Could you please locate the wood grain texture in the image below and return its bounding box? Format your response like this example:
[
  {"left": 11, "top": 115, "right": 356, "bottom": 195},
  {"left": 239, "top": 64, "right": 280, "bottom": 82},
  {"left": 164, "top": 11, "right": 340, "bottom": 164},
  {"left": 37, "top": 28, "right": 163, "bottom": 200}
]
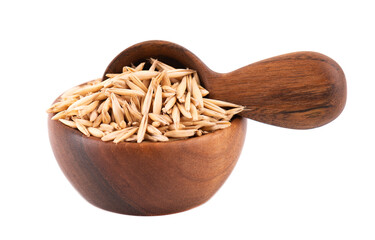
[
  {"left": 105, "top": 40, "right": 346, "bottom": 129},
  {"left": 48, "top": 110, "right": 247, "bottom": 216},
  {"left": 206, "top": 52, "right": 346, "bottom": 129}
]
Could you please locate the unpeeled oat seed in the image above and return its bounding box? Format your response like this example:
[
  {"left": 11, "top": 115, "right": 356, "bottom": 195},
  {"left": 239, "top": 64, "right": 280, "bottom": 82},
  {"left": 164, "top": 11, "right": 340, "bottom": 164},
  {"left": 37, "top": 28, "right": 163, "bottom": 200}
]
[{"left": 47, "top": 59, "right": 244, "bottom": 143}]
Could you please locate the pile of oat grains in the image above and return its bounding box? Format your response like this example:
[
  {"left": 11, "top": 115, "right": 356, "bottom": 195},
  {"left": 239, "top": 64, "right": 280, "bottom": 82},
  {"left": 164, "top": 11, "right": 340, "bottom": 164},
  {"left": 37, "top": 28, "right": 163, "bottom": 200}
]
[{"left": 48, "top": 59, "right": 244, "bottom": 143}]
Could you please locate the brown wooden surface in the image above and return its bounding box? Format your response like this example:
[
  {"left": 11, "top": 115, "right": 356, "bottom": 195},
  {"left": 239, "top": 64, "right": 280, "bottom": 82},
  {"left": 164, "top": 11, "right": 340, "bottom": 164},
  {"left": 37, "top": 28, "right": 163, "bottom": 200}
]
[
  {"left": 48, "top": 112, "right": 247, "bottom": 216},
  {"left": 105, "top": 40, "right": 346, "bottom": 129}
]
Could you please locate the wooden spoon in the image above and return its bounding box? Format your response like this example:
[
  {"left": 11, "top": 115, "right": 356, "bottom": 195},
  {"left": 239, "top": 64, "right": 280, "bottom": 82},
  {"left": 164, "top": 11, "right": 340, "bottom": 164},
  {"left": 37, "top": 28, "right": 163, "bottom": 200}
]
[{"left": 103, "top": 40, "right": 346, "bottom": 129}]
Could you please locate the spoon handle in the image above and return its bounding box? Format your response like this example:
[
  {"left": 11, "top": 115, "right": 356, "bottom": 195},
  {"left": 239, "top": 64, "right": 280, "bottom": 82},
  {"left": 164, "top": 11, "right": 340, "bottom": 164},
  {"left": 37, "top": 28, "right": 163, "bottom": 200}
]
[{"left": 204, "top": 52, "right": 346, "bottom": 129}]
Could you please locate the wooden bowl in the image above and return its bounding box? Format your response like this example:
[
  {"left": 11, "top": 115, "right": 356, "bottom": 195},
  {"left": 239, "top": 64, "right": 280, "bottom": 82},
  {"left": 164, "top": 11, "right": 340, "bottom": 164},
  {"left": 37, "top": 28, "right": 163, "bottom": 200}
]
[{"left": 48, "top": 96, "right": 247, "bottom": 216}]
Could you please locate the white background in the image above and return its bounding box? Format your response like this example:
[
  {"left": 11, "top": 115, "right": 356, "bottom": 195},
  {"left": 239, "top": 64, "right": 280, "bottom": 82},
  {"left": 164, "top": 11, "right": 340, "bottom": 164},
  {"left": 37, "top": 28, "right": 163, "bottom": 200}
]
[{"left": 1, "top": 1, "right": 374, "bottom": 239}]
